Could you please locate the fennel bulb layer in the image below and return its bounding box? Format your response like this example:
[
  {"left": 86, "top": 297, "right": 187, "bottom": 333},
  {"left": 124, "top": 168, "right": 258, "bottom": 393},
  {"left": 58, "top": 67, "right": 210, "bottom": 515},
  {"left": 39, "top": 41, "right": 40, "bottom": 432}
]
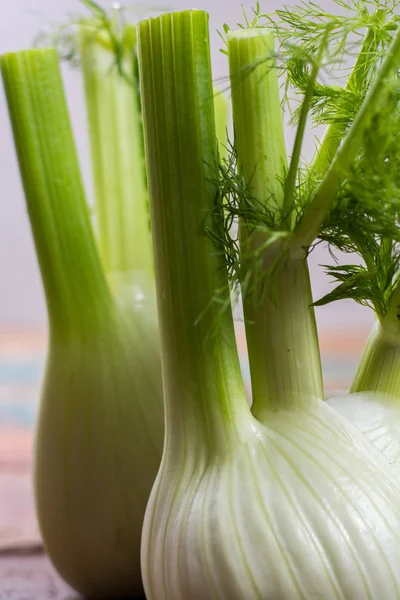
[{"left": 142, "top": 398, "right": 400, "bottom": 600}]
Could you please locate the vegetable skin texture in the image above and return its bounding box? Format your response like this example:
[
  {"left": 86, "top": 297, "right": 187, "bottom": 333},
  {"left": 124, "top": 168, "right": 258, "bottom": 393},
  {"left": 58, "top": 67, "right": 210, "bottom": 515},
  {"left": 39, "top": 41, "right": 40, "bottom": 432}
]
[
  {"left": 138, "top": 10, "right": 400, "bottom": 600},
  {"left": 1, "top": 48, "right": 163, "bottom": 598}
]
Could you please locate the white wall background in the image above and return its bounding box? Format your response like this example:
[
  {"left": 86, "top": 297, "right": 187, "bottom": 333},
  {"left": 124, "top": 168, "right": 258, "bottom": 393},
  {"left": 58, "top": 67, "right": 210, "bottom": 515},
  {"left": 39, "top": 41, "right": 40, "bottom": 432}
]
[{"left": 0, "top": 0, "right": 374, "bottom": 333}]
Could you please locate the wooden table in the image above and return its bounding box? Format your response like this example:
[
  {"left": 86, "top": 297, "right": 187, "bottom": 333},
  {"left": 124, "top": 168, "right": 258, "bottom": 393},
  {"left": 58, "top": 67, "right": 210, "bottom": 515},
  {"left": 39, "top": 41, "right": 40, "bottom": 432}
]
[{"left": 0, "top": 551, "right": 78, "bottom": 599}]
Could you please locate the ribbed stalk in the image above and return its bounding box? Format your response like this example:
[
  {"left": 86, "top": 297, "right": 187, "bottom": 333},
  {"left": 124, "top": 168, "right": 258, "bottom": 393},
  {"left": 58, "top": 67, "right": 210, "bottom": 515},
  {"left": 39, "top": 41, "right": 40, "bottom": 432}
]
[
  {"left": 137, "top": 10, "right": 248, "bottom": 453},
  {"left": 228, "top": 29, "right": 287, "bottom": 211},
  {"left": 214, "top": 88, "right": 229, "bottom": 159},
  {"left": 80, "top": 25, "right": 153, "bottom": 275},
  {"left": 1, "top": 49, "right": 112, "bottom": 339},
  {"left": 351, "top": 320, "right": 400, "bottom": 398},
  {"left": 228, "top": 29, "right": 323, "bottom": 415}
]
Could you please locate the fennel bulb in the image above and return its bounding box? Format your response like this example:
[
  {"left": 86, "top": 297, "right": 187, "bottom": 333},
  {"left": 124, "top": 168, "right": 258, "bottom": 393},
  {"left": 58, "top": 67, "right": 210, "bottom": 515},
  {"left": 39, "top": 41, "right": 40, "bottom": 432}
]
[
  {"left": 138, "top": 9, "right": 400, "bottom": 600},
  {"left": 144, "top": 398, "right": 400, "bottom": 599},
  {"left": 1, "top": 48, "right": 163, "bottom": 598}
]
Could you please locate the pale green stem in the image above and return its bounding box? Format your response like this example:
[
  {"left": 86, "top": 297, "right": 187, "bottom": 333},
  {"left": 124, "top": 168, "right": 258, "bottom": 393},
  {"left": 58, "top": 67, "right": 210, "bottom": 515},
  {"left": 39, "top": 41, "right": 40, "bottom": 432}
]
[
  {"left": 245, "top": 250, "right": 323, "bottom": 418},
  {"left": 137, "top": 10, "right": 248, "bottom": 454},
  {"left": 228, "top": 29, "right": 287, "bottom": 211},
  {"left": 312, "top": 126, "right": 342, "bottom": 177},
  {"left": 227, "top": 28, "right": 323, "bottom": 414},
  {"left": 351, "top": 320, "right": 400, "bottom": 398},
  {"left": 312, "top": 9, "right": 386, "bottom": 176},
  {"left": 80, "top": 25, "right": 153, "bottom": 276},
  {"left": 295, "top": 26, "right": 400, "bottom": 248},
  {"left": 1, "top": 49, "right": 113, "bottom": 340}
]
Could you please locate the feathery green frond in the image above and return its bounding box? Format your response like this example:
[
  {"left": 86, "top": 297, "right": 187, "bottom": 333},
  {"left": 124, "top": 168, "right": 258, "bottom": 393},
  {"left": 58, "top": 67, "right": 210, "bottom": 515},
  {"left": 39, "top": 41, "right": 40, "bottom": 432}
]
[
  {"left": 317, "top": 74, "right": 400, "bottom": 313},
  {"left": 213, "top": 2, "right": 400, "bottom": 310}
]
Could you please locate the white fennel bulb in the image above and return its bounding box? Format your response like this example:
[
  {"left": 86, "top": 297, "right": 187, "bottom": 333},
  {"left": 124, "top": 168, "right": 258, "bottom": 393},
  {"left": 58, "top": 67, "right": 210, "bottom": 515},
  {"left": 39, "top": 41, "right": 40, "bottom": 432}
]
[{"left": 143, "top": 398, "right": 400, "bottom": 600}]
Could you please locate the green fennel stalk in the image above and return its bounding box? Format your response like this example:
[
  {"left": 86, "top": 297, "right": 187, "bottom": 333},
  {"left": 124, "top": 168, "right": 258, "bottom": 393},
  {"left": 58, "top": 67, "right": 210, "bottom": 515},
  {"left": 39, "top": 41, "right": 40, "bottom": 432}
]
[
  {"left": 351, "top": 323, "right": 400, "bottom": 396},
  {"left": 138, "top": 10, "right": 247, "bottom": 449},
  {"left": 80, "top": 23, "right": 153, "bottom": 276},
  {"left": 347, "top": 195, "right": 400, "bottom": 397},
  {"left": 37, "top": 0, "right": 230, "bottom": 281},
  {"left": 227, "top": 28, "right": 323, "bottom": 417},
  {"left": 1, "top": 49, "right": 112, "bottom": 339}
]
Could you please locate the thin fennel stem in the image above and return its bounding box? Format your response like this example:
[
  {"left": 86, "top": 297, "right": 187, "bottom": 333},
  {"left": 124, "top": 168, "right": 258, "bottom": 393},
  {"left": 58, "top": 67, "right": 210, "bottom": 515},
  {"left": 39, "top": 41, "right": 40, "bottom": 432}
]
[
  {"left": 284, "top": 32, "right": 328, "bottom": 213},
  {"left": 312, "top": 9, "right": 386, "bottom": 176},
  {"left": 138, "top": 10, "right": 248, "bottom": 452},
  {"left": 214, "top": 88, "right": 229, "bottom": 160},
  {"left": 1, "top": 49, "right": 112, "bottom": 339},
  {"left": 295, "top": 26, "right": 400, "bottom": 248},
  {"left": 228, "top": 29, "right": 323, "bottom": 412},
  {"left": 227, "top": 29, "right": 287, "bottom": 212},
  {"left": 80, "top": 26, "right": 153, "bottom": 276}
]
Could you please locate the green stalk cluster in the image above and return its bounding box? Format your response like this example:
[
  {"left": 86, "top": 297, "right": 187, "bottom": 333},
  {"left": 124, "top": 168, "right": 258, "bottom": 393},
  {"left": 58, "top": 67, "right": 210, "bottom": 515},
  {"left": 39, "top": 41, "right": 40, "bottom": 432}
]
[{"left": 3, "top": 1, "right": 400, "bottom": 599}]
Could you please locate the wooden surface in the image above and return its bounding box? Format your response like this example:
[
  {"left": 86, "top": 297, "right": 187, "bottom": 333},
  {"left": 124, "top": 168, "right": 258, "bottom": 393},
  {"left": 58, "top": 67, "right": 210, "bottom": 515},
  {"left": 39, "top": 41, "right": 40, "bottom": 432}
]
[
  {"left": 0, "top": 552, "right": 77, "bottom": 599},
  {"left": 0, "top": 550, "right": 146, "bottom": 599}
]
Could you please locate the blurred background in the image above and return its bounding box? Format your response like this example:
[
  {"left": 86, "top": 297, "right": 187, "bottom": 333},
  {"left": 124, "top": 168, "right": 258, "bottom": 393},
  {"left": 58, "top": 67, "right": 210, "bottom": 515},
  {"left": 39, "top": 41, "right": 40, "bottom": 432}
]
[{"left": 0, "top": 0, "right": 374, "bottom": 566}]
